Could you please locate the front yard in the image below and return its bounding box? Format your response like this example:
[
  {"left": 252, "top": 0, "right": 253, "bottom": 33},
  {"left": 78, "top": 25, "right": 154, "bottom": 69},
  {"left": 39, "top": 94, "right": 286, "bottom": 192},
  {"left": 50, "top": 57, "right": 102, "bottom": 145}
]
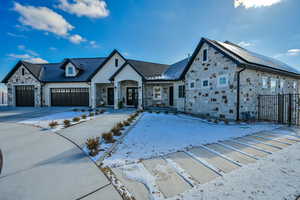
[{"left": 104, "top": 112, "right": 281, "bottom": 167}]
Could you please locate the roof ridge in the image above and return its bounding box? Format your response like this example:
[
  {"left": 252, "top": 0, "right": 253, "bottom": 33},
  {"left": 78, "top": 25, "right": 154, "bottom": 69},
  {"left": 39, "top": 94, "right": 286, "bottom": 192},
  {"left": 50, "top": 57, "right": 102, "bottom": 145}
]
[
  {"left": 69, "top": 57, "right": 107, "bottom": 60},
  {"left": 127, "top": 59, "right": 169, "bottom": 66}
]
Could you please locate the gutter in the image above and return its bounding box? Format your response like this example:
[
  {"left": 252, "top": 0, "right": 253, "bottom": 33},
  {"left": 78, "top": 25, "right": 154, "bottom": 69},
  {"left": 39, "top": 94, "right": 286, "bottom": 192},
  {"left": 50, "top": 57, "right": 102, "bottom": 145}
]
[{"left": 236, "top": 66, "right": 246, "bottom": 121}]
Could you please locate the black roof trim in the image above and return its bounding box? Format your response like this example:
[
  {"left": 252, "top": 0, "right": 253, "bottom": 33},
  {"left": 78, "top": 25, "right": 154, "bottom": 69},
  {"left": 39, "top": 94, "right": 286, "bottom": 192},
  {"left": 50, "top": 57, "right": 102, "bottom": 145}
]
[
  {"left": 87, "top": 49, "right": 127, "bottom": 81},
  {"left": 109, "top": 62, "right": 146, "bottom": 81},
  {"left": 2, "top": 61, "right": 41, "bottom": 83}
]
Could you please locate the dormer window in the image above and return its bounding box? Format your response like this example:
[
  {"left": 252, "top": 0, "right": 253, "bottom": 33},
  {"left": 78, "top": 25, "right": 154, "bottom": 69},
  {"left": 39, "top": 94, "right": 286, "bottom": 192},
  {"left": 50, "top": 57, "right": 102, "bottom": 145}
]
[
  {"left": 66, "top": 64, "right": 76, "bottom": 77},
  {"left": 115, "top": 59, "right": 119, "bottom": 67}
]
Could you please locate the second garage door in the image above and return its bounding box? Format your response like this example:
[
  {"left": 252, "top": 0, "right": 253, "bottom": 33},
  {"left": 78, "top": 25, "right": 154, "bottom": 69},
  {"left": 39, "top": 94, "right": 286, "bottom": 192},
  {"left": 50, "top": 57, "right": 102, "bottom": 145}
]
[{"left": 51, "top": 88, "right": 89, "bottom": 106}]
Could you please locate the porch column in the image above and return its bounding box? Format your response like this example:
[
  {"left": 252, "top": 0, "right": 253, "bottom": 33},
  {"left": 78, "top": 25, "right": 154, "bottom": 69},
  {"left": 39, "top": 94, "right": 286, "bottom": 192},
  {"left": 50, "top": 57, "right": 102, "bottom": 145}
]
[
  {"left": 91, "top": 83, "right": 96, "bottom": 108},
  {"left": 138, "top": 81, "right": 143, "bottom": 109},
  {"left": 114, "top": 81, "right": 120, "bottom": 109}
]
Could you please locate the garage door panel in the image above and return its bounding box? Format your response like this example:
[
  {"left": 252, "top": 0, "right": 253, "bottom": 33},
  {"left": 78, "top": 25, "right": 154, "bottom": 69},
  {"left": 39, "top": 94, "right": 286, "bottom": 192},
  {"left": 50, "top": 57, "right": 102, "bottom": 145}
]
[
  {"left": 15, "top": 85, "right": 34, "bottom": 107},
  {"left": 51, "top": 88, "right": 89, "bottom": 106}
]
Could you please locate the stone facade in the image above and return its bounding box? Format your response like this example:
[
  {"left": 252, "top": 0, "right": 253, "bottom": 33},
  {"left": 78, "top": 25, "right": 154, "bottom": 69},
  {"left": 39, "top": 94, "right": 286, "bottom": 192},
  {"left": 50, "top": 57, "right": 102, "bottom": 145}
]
[
  {"left": 7, "top": 65, "right": 41, "bottom": 107},
  {"left": 95, "top": 83, "right": 114, "bottom": 106},
  {"left": 184, "top": 42, "right": 238, "bottom": 119},
  {"left": 239, "top": 68, "right": 299, "bottom": 119},
  {"left": 144, "top": 83, "right": 174, "bottom": 108}
]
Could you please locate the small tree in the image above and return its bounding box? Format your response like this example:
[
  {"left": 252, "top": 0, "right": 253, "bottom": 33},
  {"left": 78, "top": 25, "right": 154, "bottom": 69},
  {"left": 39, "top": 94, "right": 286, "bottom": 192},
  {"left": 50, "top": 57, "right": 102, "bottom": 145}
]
[
  {"left": 81, "top": 114, "right": 87, "bottom": 119},
  {"left": 63, "top": 120, "right": 71, "bottom": 128},
  {"left": 86, "top": 137, "right": 100, "bottom": 156},
  {"left": 49, "top": 121, "right": 58, "bottom": 128},
  {"left": 102, "top": 132, "right": 115, "bottom": 143},
  {"left": 73, "top": 117, "right": 80, "bottom": 122}
]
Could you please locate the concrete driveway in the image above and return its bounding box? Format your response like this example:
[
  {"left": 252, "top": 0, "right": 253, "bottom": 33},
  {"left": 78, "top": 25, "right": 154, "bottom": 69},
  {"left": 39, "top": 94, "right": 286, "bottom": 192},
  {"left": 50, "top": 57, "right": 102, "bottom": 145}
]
[{"left": 0, "top": 108, "right": 123, "bottom": 200}]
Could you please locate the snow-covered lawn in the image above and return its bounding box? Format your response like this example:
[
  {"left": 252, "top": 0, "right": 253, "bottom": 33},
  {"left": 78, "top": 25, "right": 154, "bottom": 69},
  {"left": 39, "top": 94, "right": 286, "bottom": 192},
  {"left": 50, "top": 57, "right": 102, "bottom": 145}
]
[
  {"left": 19, "top": 111, "right": 97, "bottom": 131},
  {"left": 104, "top": 113, "right": 281, "bottom": 167}
]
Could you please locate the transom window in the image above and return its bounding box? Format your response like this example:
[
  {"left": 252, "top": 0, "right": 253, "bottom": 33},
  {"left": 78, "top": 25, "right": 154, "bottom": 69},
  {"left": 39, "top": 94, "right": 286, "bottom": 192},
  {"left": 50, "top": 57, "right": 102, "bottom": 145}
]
[
  {"left": 218, "top": 75, "right": 228, "bottom": 87},
  {"left": 153, "top": 86, "right": 162, "bottom": 100},
  {"left": 203, "top": 49, "right": 208, "bottom": 62},
  {"left": 202, "top": 80, "right": 209, "bottom": 88}
]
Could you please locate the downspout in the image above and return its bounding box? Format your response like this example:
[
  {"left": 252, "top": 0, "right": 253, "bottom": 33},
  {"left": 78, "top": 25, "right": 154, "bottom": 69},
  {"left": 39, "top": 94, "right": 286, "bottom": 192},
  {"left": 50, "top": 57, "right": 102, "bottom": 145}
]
[{"left": 236, "top": 66, "right": 246, "bottom": 121}]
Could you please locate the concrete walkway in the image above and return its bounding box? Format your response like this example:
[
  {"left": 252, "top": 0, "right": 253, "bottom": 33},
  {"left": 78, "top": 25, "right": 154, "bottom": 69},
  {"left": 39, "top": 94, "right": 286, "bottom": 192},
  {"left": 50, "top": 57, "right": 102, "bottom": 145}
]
[{"left": 0, "top": 110, "right": 124, "bottom": 200}]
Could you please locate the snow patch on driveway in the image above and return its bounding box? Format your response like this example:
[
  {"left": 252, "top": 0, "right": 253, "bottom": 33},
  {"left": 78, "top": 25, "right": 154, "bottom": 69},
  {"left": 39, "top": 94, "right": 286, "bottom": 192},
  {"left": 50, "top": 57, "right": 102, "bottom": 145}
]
[{"left": 104, "top": 113, "right": 281, "bottom": 167}]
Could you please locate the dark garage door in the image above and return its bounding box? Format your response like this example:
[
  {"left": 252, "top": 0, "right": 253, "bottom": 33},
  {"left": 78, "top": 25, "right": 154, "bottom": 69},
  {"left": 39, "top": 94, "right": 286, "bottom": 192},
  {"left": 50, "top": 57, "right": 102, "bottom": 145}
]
[
  {"left": 15, "top": 85, "right": 34, "bottom": 107},
  {"left": 51, "top": 88, "right": 89, "bottom": 106}
]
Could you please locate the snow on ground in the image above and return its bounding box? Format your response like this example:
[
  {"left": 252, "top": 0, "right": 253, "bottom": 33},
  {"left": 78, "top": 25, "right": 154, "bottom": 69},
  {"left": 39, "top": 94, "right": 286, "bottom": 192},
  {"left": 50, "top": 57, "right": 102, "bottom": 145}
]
[
  {"left": 19, "top": 111, "right": 93, "bottom": 131},
  {"left": 104, "top": 113, "right": 281, "bottom": 167},
  {"left": 169, "top": 142, "right": 300, "bottom": 200}
]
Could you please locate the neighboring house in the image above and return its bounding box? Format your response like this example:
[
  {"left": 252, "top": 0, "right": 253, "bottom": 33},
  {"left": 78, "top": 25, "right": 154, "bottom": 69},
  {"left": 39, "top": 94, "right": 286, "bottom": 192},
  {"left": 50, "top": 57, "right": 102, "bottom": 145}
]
[{"left": 2, "top": 38, "right": 300, "bottom": 120}]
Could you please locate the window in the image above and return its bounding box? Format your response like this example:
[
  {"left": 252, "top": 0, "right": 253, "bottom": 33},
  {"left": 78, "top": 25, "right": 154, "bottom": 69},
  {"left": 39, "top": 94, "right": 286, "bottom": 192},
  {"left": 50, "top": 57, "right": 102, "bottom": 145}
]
[
  {"left": 203, "top": 49, "right": 208, "bottom": 62},
  {"left": 189, "top": 81, "right": 196, "bottom": 89},
  {"left": 218, "top": 75, "right": 228, "bottom": 87},
  {"left": 115, "top": 59, "right": 119, "bottom": 67},
  {"left": 66, "top": 64, "right": 76, "bottom": 77},
  {"left": 202, "top": 80, "right": 209, "bottom": 88},
  {"left": 262, "top": 76, "right": 268, "bottom": 89},
  {"left": 67, "top": 66, "right": 74, "bottom": 75},
  {"left": 178, "top": 85, "right": 185, "bottom": 98},
  {"left": 280, "top": 79, "right": 284, "bottom": 89},
  {"left": 21, "top": 68, "right": 25, "bottom": 76},
  {"left": 153, "top": 86, "right": 162, "bottom": 100},
  {"left": 294, "top": 81, "right": 297, "bottom": 90},
  {"left": 270, "top": 78, "right": 276, "bottom": 92}
]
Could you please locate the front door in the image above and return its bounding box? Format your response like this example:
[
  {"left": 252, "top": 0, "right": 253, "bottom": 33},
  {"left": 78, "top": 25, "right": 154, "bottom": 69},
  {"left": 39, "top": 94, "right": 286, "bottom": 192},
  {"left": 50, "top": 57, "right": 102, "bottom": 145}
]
[
  {"left": 107, "top": 88, "right": 114, "bottom": 105},
  {"left": 169, "top": 86, "right": 174, "bottom": 106},
  {"left": 126, "top": 87, "right": 138, "bottom": 106}
]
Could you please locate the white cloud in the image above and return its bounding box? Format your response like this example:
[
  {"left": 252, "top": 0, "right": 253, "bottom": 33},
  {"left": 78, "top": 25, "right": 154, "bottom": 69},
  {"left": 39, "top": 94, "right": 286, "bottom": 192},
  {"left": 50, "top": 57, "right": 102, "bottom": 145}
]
[
  {"left": 13, "top": 2, "right": 74, "bottom": 36},
  {"left": 234, "top": 0, "right": 282, "bottom": 8},
  {"left": 287, "top": 49, "right": 300, "bottom": 56},
  {"left": 69, "top": 34, "right": 86, "bottom": 44},
  {"left": 17, "top": 45, "right": 39, "bottom": 56},
  {"left": 26, "top": 57, "right": 48, "bottom": 63},
  {"left": 8, "top": 53, "right": 48, "bottom": 63},
  {"left": 17, "top": 45, "right": 26, "bottom": 50},
  {"left": 57, "top": 0, "right": 109, "bottom": 18},
  {"left": 7, "top": 32, "right": 27, "bottom": 38},
  {"left": 89, "top": 40, "right": 100, "bottom": 48},
  {"left": 238, "top": 41, "right": 253, "bottom": 47},
  {"left": 8, "top": 53, "right": 31, "bottom": 59},
  {"left": 49, "top": 47, "right": 57, "bottom": 51}
]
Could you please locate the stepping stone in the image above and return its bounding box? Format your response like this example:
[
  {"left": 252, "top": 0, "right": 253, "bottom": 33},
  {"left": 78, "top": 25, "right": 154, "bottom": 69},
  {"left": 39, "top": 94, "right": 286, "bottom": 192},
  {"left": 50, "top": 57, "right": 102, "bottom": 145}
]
[
  {"left": 235, "top": 137, "right": 280, "bottom": 152},
  {"left": 166, "top": 152, "right": 220, "bottom": 184},
  {"left": 221, "top": 141, "right": 269, "bottom": 158},
  {"left": 142, "top": 158, "right": 191, "bottom": 198},
  {"left": 205, "top": 143, "right": 256, "bottom": 165},
  {"left": 112, "top": 168, "right": 149, "bottom": 200},
  {"left": 246, "top": 136, "right": 289, "bottom": 148},
  {"left": 252, "top": 133, "right": 297, "bottom": 144},
  {"left": 188, "top": 147, "right": 239, "bottom": 173}
]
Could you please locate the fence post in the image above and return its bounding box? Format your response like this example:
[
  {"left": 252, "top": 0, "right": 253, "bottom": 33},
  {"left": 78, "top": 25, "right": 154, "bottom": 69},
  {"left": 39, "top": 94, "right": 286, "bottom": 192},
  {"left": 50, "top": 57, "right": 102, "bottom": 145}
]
[
  {"left": 288, "top": 93, "right": 292, "bottom": 126},
  {"left": 277, "top": 94, "right": 281, "bottom": 123}
]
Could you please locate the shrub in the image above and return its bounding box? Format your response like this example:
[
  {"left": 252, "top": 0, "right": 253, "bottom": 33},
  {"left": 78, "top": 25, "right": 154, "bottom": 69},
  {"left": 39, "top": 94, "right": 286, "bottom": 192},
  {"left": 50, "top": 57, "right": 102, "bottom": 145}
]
[
  {"left": 213, "top": 119, "right": 219, "bottom": 124},
  {"left": 89, "top": 112, "right": 95, "bottom": 117},
  {"left": 81, "top": 109, "right": 86, "bottom": 112},
  {"left": 49, "top": 121, "right": 58, "bottom": 128},
  {"left": 111, "top": 126, "right": 122, "bottom": 136},
  {"left": 102, "top": 132, "right": 115, "bottom": 143},
  {"left": 63, "top": 120, "right": 71, "bottom": 127},
  {"left": 73, "top": 117, "right": 80, "bottom": 122},
  {"left": 99, "top": 109, "right": 105, "bottom": 114},
  {"left": 88, "top": 108, "right": 94, "bottom": 112},
  {"left": 86, "top": 137, "right": 100, "bottom": 157},
  {"left": 118, "top": 101, "right": 124, "bottom": 109},
  {"left": 164, "top": 111, "right": 169, "bottom": 114},
  {"left": 155, "top": 111, "right": 160, "bottom": 114},
  {"left": 116, "top": 122, "right": 124, "bottom": 129},
  {"left": 81, "top": 114, "right": 87, "bottom": 119}
]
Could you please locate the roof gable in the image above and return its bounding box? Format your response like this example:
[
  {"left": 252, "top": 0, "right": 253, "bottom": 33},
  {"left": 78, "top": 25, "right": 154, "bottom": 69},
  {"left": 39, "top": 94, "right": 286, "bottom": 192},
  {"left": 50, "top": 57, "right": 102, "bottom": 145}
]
[{"left": 110, "top": 62, "right": 145, "bottom": 81}]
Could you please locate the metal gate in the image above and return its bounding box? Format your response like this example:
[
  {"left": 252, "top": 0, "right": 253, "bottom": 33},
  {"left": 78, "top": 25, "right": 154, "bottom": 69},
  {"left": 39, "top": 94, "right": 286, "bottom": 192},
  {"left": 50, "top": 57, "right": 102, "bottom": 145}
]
[
  {"left": 51, "top": 88, "right": 89, "bottom": 106},
  {"left": 15, "top": 85, "right": 34, "bottom": 106},
  {"left": 258, "top": 94, "right": 300, "bottom": 125}
]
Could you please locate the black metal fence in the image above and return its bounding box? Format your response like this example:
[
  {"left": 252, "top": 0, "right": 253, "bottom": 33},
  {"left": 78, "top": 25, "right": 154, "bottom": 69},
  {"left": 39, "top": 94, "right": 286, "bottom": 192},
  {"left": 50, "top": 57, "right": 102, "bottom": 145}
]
[{"left": 258, "top": 94, "right": 300, "bottom": 126}]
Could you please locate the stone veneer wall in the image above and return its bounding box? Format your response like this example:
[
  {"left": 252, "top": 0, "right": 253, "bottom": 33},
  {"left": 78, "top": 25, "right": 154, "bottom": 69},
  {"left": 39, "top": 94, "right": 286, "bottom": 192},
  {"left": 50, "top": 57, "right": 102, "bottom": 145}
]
[
  {"left": 7, "top": 65, "right": 41, "bottom": 107},
  {"left": 239, "top": 68, "right": 300, "bottom": 119},
  {"left": 95, "top": 83, "right": 113, "bottom": 106},
  {"left": 144, "top": 83, "right": 174, "bottom": 108},
  {"left": 184, "top": 42, "right": 238, "bottom": 119}
]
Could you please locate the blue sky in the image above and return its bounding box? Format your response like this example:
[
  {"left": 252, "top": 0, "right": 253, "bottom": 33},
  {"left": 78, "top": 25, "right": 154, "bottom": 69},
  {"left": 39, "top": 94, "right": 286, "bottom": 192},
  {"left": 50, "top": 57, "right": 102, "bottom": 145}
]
[{"left": 1, "top": 0, "right": 300, "bottom": 83}]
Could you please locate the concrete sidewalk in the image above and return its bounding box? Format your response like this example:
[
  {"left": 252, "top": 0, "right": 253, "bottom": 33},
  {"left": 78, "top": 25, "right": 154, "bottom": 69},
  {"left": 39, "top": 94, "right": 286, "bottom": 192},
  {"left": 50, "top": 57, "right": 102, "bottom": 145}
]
[{"left": 0, "top": 122, "right": 122, "bottom": 200}]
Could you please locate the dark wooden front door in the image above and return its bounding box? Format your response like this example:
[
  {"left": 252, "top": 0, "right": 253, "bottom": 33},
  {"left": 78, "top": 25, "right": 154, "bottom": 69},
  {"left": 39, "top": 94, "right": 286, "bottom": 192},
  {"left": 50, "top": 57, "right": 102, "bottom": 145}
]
[
  {"left": 15, "top": 85, "right": 34, "bottom": 107},
  {"left": 126, "top": 87, "right": 138, "bottom": 106},
  {"left": 169, "top": 86, "right": 174, "bottom": 106},
  {"left": 107, "top": 88, "right": 114, "bottom": 105},
  {"left": 51, "top": 88, "right": 89, "bottom": 106}
]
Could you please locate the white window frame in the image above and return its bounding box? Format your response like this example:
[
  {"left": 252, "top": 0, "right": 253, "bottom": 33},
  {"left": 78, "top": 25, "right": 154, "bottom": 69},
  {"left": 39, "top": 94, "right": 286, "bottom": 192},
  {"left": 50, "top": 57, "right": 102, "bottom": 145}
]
[
  {"left": 153, "top": 86, "right": 162, "bottom": 100},
  {"left": 293, "top": 81, "right": 297, "bottom": 93},
  {"left": 66, "top": 64, "right": 76, "bottom": 77},
  {"left": 202, "top": 48, "right": 208, "bottom": 63},
  {"left": 270, "top": 78, "right": 277, "bottom": 92},
  {"left": 280, "top": 79, "right": 284, "bottom": 89},
  {"left": 202, "top": 79, "right": 209, "bottom": 88},
  {"left": 217, "top": 75, "right": 228, "bottom": 87},
  {"left": 262, "top": 76, "right": 268, "bottom": 89},
  {"left": 189, "top": 80, "right": 196, "bottom": 90}
]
